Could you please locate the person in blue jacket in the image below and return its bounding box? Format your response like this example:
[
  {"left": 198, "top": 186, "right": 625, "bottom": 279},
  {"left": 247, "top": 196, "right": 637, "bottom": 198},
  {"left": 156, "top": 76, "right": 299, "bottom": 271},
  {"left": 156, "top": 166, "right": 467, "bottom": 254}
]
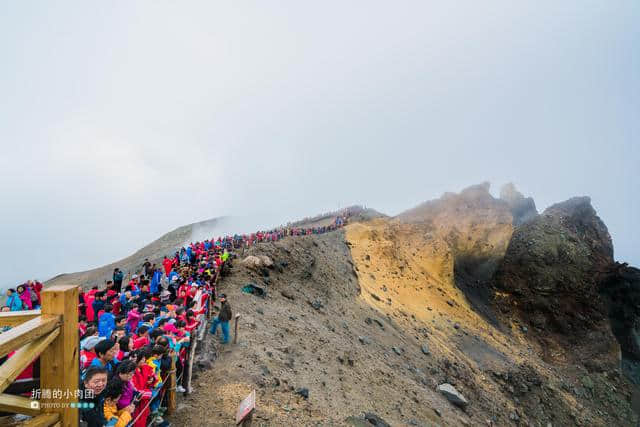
[
  {"left": 150, "top": 268, "right": 162, "bottom": 294},
  {"left": 98, "top": 304, "right": 116, "bottom": 338},
  {"left": 167, "top": 269, "right": 179, "bottom": 285},
  {"left": 5, "top": 288, "right": 24, "bottom": 311}
]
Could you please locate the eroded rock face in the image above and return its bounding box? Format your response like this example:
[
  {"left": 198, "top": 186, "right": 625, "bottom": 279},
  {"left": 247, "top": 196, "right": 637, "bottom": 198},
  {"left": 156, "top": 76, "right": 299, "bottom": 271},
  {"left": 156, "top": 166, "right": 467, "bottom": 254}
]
[
  {"left": 499, "top": 183, "right": 538, "bottom": 226},
  {"left": 494, "top": 196, "right": 619, "bottom": 369},
  {"left": 397, "top": 182, "right": 516, "bottom": 279},
  {"left": 598, "top": 263, "right": 640, "bottom": 382}
]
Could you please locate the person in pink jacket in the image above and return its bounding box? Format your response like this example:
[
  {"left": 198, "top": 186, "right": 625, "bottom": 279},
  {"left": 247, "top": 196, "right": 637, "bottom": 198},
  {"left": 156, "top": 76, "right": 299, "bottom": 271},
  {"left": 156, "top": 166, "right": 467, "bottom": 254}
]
[
  {"left": 16, "top": 285, "right": 32, "bottom": 310},
  {"left": 126, "top": 305, "right": 142, "bottom": 334}
]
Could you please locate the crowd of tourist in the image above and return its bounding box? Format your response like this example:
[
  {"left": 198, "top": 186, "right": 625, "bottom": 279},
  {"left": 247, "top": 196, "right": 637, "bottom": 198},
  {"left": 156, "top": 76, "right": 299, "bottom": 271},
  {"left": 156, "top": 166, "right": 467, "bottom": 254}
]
[{"left": 1, "top": 211, "right": 355, "bottom": 426}]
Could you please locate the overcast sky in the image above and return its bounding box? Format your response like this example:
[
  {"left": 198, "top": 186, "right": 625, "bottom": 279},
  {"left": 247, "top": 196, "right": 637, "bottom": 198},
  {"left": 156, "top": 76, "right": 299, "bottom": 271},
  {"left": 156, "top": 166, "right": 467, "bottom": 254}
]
[{"left": 0, "top": 1, "right": 638, "bottom": 288}]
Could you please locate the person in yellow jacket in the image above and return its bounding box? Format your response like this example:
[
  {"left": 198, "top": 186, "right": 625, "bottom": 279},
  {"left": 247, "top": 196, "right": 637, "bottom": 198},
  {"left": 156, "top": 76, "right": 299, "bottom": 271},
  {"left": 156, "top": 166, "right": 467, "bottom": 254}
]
[
  {"left": 102, "top": 379, "right": 135, "bottom": 427},
  {"left": 146, "top": 345, "right": 165, "bottom": 389}
]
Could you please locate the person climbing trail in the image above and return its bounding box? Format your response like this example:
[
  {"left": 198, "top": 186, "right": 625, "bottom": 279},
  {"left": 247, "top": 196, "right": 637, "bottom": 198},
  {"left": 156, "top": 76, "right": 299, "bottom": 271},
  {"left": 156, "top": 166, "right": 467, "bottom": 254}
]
[{"left": 209, "top": 294, "right": 232, "bottom": 344}]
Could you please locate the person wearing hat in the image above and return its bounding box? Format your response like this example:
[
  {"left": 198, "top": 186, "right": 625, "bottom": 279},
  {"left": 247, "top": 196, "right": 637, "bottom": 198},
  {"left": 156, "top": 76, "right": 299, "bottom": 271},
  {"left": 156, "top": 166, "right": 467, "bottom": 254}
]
[
  {"left": 80, "top": 336, "right": 106, "bottom": 369},
  {"left": 160, "top": 289, "right": 171, "bottom": 304},
  {"left": 209, "top": 294, "right": 232, "bottom": 344}
]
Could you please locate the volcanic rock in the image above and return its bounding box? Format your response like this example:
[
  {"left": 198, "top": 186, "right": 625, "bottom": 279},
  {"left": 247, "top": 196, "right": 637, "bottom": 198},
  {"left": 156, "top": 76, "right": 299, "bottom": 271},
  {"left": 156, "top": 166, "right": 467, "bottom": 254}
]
[{"left": 437, "top": 383, "right": 468, "bottom": 409}]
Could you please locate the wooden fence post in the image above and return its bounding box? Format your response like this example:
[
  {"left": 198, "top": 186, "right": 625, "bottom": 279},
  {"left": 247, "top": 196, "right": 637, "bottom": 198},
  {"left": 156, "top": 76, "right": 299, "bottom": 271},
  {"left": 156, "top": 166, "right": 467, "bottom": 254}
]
[
  {"left": 184, "top": 333, "right": 195, "bottom": 394},
  {"left": 39, "top": 285, "right": 78, "bottom": 427},
  {"left": 166, "top": 357, "right": 176, "bottom": 415},
  {"left": 233, "top": 314, "right": 240, "bottom": 345}
]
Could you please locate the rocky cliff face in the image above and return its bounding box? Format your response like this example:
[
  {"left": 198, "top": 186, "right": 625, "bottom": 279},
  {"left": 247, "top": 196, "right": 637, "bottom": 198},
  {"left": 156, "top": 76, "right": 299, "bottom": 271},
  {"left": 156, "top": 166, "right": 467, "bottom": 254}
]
[
  {"left": 397, "top": 182, "right": 515, "bottom": 281},
  {"left": 494, "top": 197, "right": 620, "bottom": 370},
  {"left": 599, "top": 263, "right": 640, "bottom": 383},
  {"left": 499, "top": 182, "right": 538, "bottom": 226}
]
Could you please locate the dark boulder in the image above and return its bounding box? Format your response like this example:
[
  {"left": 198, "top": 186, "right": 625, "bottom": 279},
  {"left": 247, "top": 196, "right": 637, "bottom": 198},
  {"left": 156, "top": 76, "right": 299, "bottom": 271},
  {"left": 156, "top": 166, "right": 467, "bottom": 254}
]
[{"left": 494, "top": 196, "right": 619, "bottom": 370}]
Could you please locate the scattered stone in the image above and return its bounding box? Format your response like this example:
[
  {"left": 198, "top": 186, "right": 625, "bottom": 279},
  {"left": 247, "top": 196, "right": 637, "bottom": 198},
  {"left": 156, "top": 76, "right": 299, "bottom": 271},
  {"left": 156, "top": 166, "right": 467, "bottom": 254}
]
[
  {"left": 392, "top": 346, "right": 402, "bottom": 355},
  {"left": 365, "top": 317, "right": 385, "bottom": 329},
  {"left": 281, "top": 290, "right": 295, "bottom": 300},
  {"left": 454, "top": 323, "right": 460, "bottom": 330},
  {"left": 370, "top": 292, "right": 381, "bottom": 302},
  {"left": 295, "top": 387, "right": 309, "bottom": 399},
  {"left": 447, "top": 300, "right": 455, "bottom": 307},
  {"left": 241, "top": 255, "right": 274, "bottom": 269},
  {"left": 509, "top": 412, "right": 519, "bottom": 421},
  {"left": 437, "top": 383, "right": 468, "bottom": 409},
  {"left": 256, "top": 308, "right": 264, "bottom": 315},
  {"left": 433, "top": 408, "right": 442, "bottom": 417},
  {"left": 364, "top": 412, "right": 391, "bottom": 427},
  {"left": 521, "top": 325, "right": 528, "bottom": 333},
  {"left": 309, "top": 300, "right": 324, "bottom": 310},
  {"left": 421, "top": 344, "right": 430, "bottom": 355},
  {"left": 359, "top": 336, "right": 372, "bottom": 345}
]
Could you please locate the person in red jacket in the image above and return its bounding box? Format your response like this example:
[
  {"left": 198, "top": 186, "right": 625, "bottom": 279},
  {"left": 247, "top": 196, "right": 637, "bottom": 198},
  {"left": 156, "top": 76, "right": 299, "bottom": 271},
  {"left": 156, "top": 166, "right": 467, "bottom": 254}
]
[
  {"left": 162, "top": 256, "right": 173, "bottom": 276},
  {"left": 131, "top": 348, "right": 155, "bottom": 427},
  {"left": 30, "top": 280, "right": 43, "bottom": 306},
  {"left": 84, "top": 288, "right": 99, "bottom": 322}
]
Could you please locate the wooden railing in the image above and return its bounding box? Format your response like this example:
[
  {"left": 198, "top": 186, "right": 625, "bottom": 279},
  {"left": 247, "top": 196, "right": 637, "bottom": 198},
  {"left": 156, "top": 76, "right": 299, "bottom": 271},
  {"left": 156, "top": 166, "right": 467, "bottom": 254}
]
[{"left": 0, "top": 285, "right": 78, "bottom": 427}]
